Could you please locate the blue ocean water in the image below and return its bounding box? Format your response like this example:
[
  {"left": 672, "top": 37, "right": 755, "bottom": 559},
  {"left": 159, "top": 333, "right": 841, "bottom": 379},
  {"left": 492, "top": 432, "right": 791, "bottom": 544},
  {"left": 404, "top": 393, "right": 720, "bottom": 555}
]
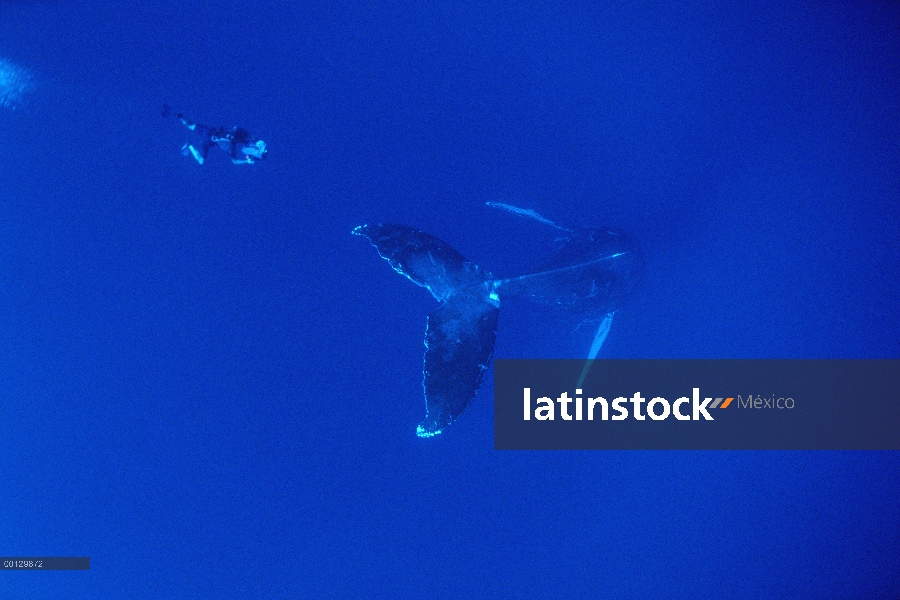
[{"left": 1, "top": 1, "right": 898, "bottom": 598}]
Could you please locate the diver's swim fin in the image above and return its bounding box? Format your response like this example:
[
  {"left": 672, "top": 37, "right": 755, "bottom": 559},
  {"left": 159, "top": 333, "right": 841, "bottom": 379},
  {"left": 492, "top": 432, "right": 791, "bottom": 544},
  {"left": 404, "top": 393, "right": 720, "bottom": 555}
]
[{"left": 353, "top": 224, "right": 499, "bottom": 436}]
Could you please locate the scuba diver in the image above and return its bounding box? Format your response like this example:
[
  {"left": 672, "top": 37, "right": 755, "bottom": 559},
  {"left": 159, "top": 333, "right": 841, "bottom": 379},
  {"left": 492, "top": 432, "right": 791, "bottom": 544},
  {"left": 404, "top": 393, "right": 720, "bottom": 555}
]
[{"left": 163, "top": 105, "right": 267, "bottom": 165}]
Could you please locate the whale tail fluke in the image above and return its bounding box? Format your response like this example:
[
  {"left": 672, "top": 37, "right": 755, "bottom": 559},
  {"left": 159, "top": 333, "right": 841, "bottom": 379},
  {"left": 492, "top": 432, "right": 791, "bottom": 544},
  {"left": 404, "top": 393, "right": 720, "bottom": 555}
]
[
  {"left": 353, "top": 224, "right": 499, "bottom": 436},
  {"left": 354, "top": 215, "right": 639, "bottom": 436}
]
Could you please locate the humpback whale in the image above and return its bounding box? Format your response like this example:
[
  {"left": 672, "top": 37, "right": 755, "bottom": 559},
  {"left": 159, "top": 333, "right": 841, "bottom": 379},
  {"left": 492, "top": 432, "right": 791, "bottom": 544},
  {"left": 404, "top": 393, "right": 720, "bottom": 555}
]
[{"left": 354, "top": 207, "right": 639, "bottom": 437}]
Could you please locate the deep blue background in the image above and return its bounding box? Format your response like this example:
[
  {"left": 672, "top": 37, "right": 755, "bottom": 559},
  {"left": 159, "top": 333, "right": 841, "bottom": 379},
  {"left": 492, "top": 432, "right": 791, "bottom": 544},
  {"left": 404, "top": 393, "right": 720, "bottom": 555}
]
[{"left": 1, "top": 1, "right": 899, "bottom": 598}]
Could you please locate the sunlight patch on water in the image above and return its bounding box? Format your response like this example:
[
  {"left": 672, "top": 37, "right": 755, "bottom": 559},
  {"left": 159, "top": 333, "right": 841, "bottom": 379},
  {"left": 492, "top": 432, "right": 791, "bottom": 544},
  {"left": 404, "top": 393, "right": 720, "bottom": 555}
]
[{"left": 0, "top": 58, "right": 34, "bottom": 110}]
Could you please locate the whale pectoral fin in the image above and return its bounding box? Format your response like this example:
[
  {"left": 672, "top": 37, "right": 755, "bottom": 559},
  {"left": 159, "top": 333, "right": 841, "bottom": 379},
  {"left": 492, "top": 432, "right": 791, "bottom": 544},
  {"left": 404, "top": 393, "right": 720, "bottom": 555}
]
[
  {"left": 353, "top": 223, "right": 489, "bottom": 302},
  {"left": 417, "top": 295, "right": 500, "bottom": 437},
  {"left": 576, "top": 312, "right": 614, "bottom": 388}
]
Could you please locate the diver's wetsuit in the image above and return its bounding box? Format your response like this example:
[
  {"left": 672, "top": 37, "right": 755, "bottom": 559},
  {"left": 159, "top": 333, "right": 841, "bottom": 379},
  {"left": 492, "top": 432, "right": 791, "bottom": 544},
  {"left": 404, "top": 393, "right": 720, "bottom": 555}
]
[{"left": 171, "top": 110, "right": 267, "bottom": 165}]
